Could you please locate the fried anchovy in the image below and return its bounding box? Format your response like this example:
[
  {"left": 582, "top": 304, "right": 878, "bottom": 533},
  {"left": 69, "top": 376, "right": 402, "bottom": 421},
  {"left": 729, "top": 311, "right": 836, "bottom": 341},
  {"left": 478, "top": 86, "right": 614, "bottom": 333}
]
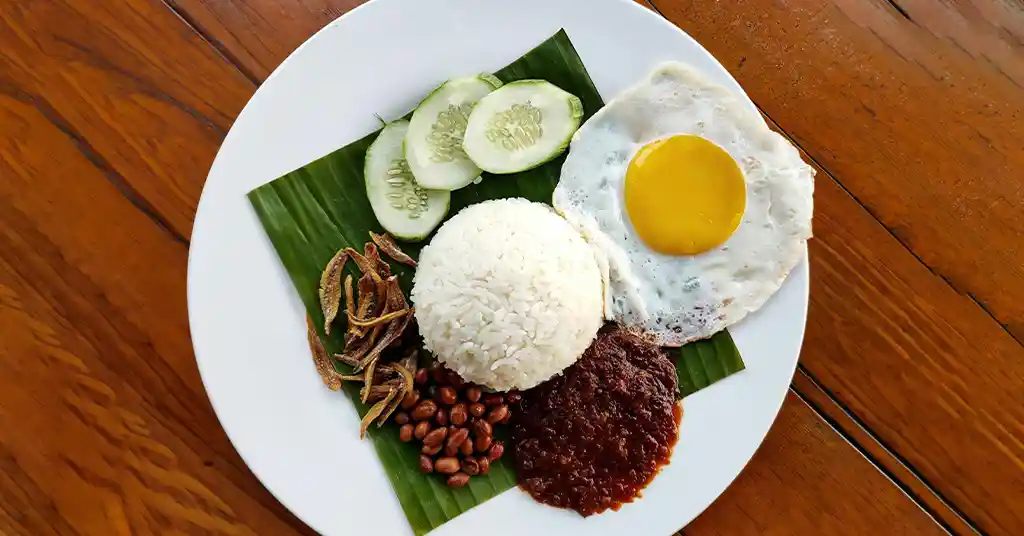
[
  {"left": 340, "top": 334, "right": 375, "bottom": 368},
  {"left": 365, "top": 382, "right": 400, "bottom": 402},
  {"left": 398, "top": 348, "right": 419, "bottom": 375},
  {"left": 318, "top": 249, "right": 349, "bottom": 335},
  {"left": 378, "top": 363, "right": 414, "bottom": 426},
  {"left": 359, "top": 387, "right": 397, "bottom": 439},
  {"left": 346, "top": 308, "right": 410, "bottom": 328},
  {"left": 360, "top": 357, "right": 379, "bottom": 404},
  {"left": 370, "top": 231, "right": 417, "bottom": 267},
  {"left": 372, "top": 278, "right": 389, "bottom": 317},
  {"left": 356, "top": 308, "right": 414, "bottom": 376},
  {"left": 334, "top": 352, "right": 362, "bottom": 368},
  {"left": 348, "top": 273, "right": 377, "bottom": 339},
  {"left": 345, "top": 247, "right": 382, "bottom": 283},
  {"left": 306, "top": 316, "right": 341, "bottom": 391},
  {"left": 343, "top": 274, "right": 355, "bottom": 323},
  {"left": 383, "top": 275, "right": 409, "bottom": 311},
  {"left": 364, "top": 241, "right": 392, "bottom": 279}
]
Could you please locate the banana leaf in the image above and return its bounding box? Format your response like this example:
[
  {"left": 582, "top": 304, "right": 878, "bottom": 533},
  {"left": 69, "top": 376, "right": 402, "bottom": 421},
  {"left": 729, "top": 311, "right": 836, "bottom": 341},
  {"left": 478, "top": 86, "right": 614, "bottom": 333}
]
[
  {"left": 677, "top": 330, "right": 745, "bottom": 397},
  {"left": 249, "top": 29, "right": 744, "bottom": 535}
]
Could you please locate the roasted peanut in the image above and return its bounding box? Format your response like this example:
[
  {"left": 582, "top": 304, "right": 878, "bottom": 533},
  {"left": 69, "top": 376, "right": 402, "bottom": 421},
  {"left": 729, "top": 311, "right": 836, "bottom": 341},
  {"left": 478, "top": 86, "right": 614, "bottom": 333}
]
[
  {"left": 400, "top": 389, "right": 420, "bottom": 411},
  {"left": 447, "top": 427, "right": 469, "bottom": 451},
  {"left": 422, "top": 427, "right": 448, "bottom": 447},
  {"left": 486, "top": 405, "right": 509, "bottom": 424},
  {"left": 430, "top": 364, "right": 447, "bottom": 384},
  {"left": 506, "top": 391, "right": 522, "bottom": 404},
  {"left": 483, "top": 394, "right": 504, "bottom": 407},
  {"left": 418, "top": 455, "right": 434, "bottom": 473},
  {"left": 477, "top": 457, "right": 490, "bottom": 475},
  {"left": 422, "top": 443, "right": 442, "bottom": 456},
  {"left": 474, "top": 434, "right": 492, "bottom": 453},
  {"left": 465, "top": 386, "right": 482, "bottom": 403},
  {"left": 487, "top": 441, "right": 505, "bottom": 462},
  {"left": 444, "top": 443, "right": 459, "bottom": 457},
  {"left": 460, "top": 437, "right": 474, "bottom": 456},
  {"left": 394, "top": 412, "right": 410, "bottom": 425},
  {"left": 472, "top": 419, "right": 492, "bottom": 438},
  {"left": 449, "top": 403, "right": 468, "bottom": 426},
  {"left": 411, "top": 399, "right": 438, "bottom": 421},
  {"left": 399, "top": 424, "right": 414, "bottom": 443},
  {"left": 446, "top": 371, "right": 464, "bottom": 388},
  {"left": 446, "top": 472, "right": 470, "bottom": 488},
  {"left": 414, "top": 368, "right": 429, "bottom": 386},
  {"left": 438, "top": 386, "right": 458, "bottom": 406},
  {"left": 435, "top": 457, "right": 460, "bottom": 474},
  {"left": 414, "top": 421, "right": 431, "bottom": 440},
  {"left": 435, "top": 407, "right": 449, "bottom": 426},
  {"left": 462, "top": 457, "right": 480, "bottom": 476},
  {"left": 469, "top": 403, "right": 486, "bottom": 418}
]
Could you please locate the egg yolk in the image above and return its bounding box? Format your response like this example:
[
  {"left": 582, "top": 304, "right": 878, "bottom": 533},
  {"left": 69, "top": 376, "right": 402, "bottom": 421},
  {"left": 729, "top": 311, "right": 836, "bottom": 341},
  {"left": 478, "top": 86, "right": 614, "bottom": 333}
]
[{"left": 624, "top": 135, "right": 746, "bottom": 255}]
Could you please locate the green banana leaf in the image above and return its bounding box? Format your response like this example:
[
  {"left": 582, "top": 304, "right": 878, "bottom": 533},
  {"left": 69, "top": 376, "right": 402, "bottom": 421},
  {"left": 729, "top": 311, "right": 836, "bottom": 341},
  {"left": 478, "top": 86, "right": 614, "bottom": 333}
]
[
  {"left": 677, "top": 330, "right": 745, "bottom": 397},
  {"left": 248, "top": 29, "right": 744, "bottom": 536}
]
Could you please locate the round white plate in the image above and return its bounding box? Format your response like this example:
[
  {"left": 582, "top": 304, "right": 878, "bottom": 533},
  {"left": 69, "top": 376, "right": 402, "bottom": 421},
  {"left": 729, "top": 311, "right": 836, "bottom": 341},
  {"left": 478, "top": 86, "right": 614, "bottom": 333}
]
[{"left": 187, "top": 0, "right": 809, "bottom": 534}]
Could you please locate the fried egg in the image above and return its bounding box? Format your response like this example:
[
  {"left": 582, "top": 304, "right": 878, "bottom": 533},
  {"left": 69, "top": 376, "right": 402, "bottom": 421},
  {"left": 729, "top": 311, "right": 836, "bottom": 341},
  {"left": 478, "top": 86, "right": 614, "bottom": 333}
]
[{"left": 553, "top": 62, "right": 814, "bottom": 346}]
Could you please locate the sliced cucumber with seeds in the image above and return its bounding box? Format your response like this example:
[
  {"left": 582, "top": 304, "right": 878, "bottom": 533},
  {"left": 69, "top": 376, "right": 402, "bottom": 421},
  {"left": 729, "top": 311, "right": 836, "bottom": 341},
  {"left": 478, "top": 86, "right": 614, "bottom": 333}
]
[
  {"left": 405, "top": 74, "right": 503, "bottom": 190},
  {"left": 462, "top": 80, "right": 583, "bottom": 174},
  {"left": 365, "top": 120, "right": 450, "bottom": 241}
]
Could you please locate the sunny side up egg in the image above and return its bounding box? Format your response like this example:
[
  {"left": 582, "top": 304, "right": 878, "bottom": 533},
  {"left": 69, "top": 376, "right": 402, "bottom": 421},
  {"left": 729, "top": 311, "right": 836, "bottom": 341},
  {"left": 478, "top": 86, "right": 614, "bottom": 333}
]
[{"left": 553, "top": 62, "right": 814, "bottom": 346}]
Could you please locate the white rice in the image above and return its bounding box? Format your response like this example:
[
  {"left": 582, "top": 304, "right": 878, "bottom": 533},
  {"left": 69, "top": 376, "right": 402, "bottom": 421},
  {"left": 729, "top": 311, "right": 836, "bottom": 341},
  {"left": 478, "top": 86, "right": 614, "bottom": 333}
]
[{"left": 412, "top": 198, "right": 604, "bottom": 391}]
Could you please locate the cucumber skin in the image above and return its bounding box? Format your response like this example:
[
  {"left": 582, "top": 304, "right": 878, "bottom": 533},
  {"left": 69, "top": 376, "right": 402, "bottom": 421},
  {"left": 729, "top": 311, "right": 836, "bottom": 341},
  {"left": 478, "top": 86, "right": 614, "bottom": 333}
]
[
  {"left": 413, "top": 74, "right": 503, "bottom": 111},
  {"left": 404, "top": 75, "right": 503, "bottom": 190},
  {"left": 384, "top": 194, "right": 450, "bottom": 243},
  {"left": 365, "top": 120, "right": 450, "bottom": 242},
  {"left": 461, "top": 80, "right": 584, "bottom": 175}
]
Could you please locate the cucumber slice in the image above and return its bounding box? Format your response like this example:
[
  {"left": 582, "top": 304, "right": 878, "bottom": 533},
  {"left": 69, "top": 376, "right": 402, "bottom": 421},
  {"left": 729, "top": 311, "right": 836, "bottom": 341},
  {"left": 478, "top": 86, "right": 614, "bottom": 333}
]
[
  {"left": 405, "top": 74, "right": 503, "bottom": 190},
  {"left": 365, "top": 120, "right": 450, "bottom": 241},
  {"left": 462, "top": 80, "right": 583, "bottom": 174}
]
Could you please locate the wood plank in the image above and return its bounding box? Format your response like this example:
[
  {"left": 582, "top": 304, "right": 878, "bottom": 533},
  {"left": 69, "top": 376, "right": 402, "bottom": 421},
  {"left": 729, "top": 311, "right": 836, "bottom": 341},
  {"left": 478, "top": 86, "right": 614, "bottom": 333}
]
[
  {"left": 791, "top": 369, "right": 977, "bottom": 535},
  {"left": 0, "top": 65, "right": 945, "bottom": 534},
  {"left": 649, "top": 0, "right": 1024, "bottom": 340},
  {"left": 161, "top": 0, "right": 1024, "bottom": 532},
  {"left": 163, "top": 0, "right": 365, "bottom": 82},
  {"left": 163, "top": 0, "right": 656, "bottom": 82},
  {"left": 750, "top": 109, "right": 1024, "bottom": 534},
  {"left": 0, "top": 0, "right": 968, "bottom": 535},
  {"left": 0, "top": 0, "right": 255, "bottom": 241},
  {"left": 0, "top": 90, "right": 313, "bottom": 535},
  {"left": 0, "top": 123, "right": 941, "bottom": 532},
  {"left": 799, "top": 153, "right": 1024, "bottom": 534},
  {"left": 684, "top": 393, "right": 947, "bottom": 536}
]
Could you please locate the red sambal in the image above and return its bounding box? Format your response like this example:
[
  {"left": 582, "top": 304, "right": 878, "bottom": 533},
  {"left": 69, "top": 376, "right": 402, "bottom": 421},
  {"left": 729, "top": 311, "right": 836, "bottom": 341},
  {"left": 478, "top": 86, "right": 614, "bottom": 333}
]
[{"left": 511, "top": 326, "right": 681, "bottom": 516}]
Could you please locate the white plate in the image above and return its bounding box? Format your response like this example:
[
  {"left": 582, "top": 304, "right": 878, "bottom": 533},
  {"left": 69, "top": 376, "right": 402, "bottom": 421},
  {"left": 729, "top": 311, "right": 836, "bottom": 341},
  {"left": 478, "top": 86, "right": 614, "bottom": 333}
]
[{"left": 187, "top": 0, "right": 809, "bottom": 534}]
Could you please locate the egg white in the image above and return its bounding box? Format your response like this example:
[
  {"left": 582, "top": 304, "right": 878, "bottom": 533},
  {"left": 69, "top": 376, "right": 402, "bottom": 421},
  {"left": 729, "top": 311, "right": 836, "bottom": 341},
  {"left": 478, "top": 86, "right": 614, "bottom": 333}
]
[{"left": 553, "top": 62, "right": 814, "bottom": 346}]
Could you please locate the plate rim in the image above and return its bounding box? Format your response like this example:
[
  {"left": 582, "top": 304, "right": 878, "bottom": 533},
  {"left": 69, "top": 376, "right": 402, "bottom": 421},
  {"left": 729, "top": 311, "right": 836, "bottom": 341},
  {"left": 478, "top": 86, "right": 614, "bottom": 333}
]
[{"left": 186, "top": 0, "right": 810, "bottom": 534}]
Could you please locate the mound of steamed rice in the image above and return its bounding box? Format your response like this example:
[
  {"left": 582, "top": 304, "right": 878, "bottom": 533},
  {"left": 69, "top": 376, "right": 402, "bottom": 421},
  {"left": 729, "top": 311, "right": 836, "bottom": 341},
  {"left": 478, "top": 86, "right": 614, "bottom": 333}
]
[{"left": 412, "top": 198, "right": 604, "bottom": 391}]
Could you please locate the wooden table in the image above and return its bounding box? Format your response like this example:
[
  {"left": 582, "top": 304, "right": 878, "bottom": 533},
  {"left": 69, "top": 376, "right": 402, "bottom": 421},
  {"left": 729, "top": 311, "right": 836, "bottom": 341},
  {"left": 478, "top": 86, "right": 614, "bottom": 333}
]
[{"left": 1, "top": 0, "right": 1021, "bottom": 534}]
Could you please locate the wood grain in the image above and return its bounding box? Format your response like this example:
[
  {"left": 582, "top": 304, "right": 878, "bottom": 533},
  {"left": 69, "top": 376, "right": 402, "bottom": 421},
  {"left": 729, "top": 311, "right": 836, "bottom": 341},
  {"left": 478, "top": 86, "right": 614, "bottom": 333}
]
[
  {"left": 0, "top": 93, "right": 947, "bottom": 532},
  {"left": 0, "top": 0, "right": 254, "bottom": 241},
  {"left": 742, "top": 103, "right": 1024, "bottom": 533},
  {"left": 801, "top": 159, "right": 1024, "bottom": 533},
  {"left": 0, "top": 0, "right": 991, "bottom": 535},
  {"left": 158, "top": 0, "right": 1024, "bottom": 532},
  {"left": 0, "top": 90, "right": 313, "bottom": 535},
  {"left": 685, "top": 392, "right": 947, "bottom": 536},
  {"left": 162, "top": 0, "right": 366, "bottom": 82},
  {"left": 650, "top": 0, "right": 1024, "bottom": 340},
  {"left": 791, "top": 369, "right": 977, "bottom": 535}
]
